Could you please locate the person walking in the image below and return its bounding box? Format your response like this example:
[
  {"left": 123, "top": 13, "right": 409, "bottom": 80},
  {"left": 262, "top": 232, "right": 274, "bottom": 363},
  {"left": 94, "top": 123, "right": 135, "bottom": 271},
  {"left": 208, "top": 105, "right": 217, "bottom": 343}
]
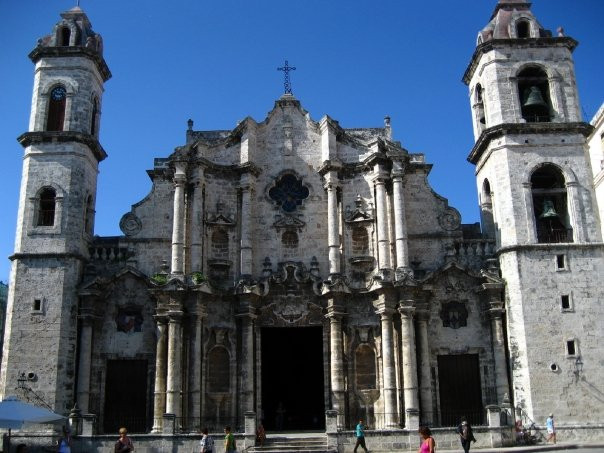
[
  {"left": 418, "top": 426, "right": 436, "bottom": 453},
  {"left": 457, "top": 418, "right": 476, "bottom": 453},
  {"left": 200, "top": 427, "right": 214, "bottom": 453},
  {"left": 546, "top": 413, "right": 556, "bottom": 444},
  {"left": 114, "top": 427, "right": 134, "bottom": 452},
  {"left": 256, "top": 422, "right": 266, "bottom": 447},
  {"left": 353, "top": 419, "right": 369, "bottom": 453},
  {"left": 224, "top": 425, "right": 236, "bottom": 453},
  {"left": 57, "top": 426, "right": 72, "bottom": 453}
]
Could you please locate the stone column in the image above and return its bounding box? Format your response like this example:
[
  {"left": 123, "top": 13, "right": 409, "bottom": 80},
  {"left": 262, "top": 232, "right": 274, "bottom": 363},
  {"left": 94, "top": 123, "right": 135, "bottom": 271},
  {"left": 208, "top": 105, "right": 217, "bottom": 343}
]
[
  {"left": 373, "top": 163, "right": 391, "bottom": 271},
  {"left": 377, "top": 307, "right": 399, "bottom": 428},
  {"left": 566, "top": 181, "right": 586, "bottom": 242},
  {"left": 171, "top": 171, "right": 187, "bottom": 277},
  {"left": 416, "top": 308, "right": 433, "bottom": 425},
  {"left": 188, "top": 307, "right": 205, "bottom": 431},
  {"left": 325, "top": 171, "right": 341, "bottom": 276},
  {"left": 152, "top": 315, "right": 168, "bottom": 433},
  {"left": 391, "top": 162, "right": 410, "bottom": 272},
  {"left": 76, "top": 311, "right": 95, "bottom": 413},
  {"left": 399, "top": 304, "right": 419, "bottom": 426},
  {"left": 326, "top": 302, "right": 345, "bottom": 427},
  {"left": 190, "top": 175, "right": 204, "bottom": 272},
  {"left": 239, "top": 173, "right": 255, "bottom": 278},
  {"left": 488, "top": 304, "right": 510, "bottom": 404},
  {"left": 166, "top": 309, "right": 183, "bottom": 426},
  {"left": 522, "top": 182, "right": 537, "bottom": 244},
  {"left": 238, "top": 311, "right": 256, "bottom": 414}
]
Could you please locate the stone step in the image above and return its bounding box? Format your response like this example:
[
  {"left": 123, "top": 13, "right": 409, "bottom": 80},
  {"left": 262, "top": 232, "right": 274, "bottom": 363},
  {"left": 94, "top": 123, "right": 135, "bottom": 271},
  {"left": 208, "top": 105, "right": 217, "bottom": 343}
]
[{"left": 248, "top": 435, "right": 335, "bottom": 453}]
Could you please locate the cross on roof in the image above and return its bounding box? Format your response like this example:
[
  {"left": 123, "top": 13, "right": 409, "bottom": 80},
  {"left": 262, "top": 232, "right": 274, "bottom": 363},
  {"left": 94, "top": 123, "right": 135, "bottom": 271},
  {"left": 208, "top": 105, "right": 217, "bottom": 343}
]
[{"left": 277, "top": 60, "right": 296, "bottom": 95}]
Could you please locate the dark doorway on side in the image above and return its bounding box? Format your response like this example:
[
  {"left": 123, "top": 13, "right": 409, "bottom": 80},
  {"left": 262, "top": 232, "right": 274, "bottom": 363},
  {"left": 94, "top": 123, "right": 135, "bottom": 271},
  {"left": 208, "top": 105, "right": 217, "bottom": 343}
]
[
  {"left": 104, "top": 359, "right": 148, "bottom": 434},
  {"left": 437, "top": 354, "right": 484, "bottom": 426},
  {"left": 261, "top": 326, "right": 325, "bottom": 431}
]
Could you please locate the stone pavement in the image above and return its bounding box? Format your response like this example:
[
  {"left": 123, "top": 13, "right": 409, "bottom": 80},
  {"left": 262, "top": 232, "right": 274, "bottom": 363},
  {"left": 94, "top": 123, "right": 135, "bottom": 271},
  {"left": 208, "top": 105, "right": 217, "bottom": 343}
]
[{"left": 453, "top": 443, "right": 604, "bottom": 453}]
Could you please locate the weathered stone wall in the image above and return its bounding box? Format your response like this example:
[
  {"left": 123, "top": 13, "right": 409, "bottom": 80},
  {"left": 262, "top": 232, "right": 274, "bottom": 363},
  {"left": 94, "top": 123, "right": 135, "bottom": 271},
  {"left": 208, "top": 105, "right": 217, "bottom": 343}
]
[{"left": 502, "top": 246, "right": 604, "bottom": 424}]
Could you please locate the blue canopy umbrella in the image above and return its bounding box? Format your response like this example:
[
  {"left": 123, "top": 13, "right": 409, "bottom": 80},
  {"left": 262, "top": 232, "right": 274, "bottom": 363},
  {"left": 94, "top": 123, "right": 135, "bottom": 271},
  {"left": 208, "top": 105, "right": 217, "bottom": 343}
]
[{"left": 0, "top": 396, "right": 65, "bottom": 429}]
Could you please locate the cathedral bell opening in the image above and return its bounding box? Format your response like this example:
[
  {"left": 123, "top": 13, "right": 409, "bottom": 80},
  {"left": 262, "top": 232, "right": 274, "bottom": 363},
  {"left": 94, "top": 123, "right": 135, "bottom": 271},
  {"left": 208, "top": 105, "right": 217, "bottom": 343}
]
[{"left": 261, "top": 326, "right": 325, "bottom": 431}]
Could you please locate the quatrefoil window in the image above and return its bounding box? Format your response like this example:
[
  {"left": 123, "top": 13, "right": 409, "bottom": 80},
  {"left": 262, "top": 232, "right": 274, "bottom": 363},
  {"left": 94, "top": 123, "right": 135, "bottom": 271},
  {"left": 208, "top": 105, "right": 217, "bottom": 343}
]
[{"left": 269, "top": 174, "right": 309, "bottom": 212}]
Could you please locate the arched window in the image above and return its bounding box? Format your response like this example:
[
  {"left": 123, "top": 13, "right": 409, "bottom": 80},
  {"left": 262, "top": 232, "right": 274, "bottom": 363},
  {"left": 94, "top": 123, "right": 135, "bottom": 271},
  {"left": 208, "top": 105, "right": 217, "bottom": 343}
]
[
  {"left": 355, "top": 345, "right": 376, "bottom": 390},
  {"left": 37, "top": 188, "right": 56, "bottom": 226},
  {"left": 211, "top": 229, "right": 229, "bottom": 258},
  {"left": 47, "top": 86, "right": 67, "bottom": 131},
  {"left": 480, "top": 179, "right": 495, "bottom": 238},
  {"left": 208, "top": 347, "right": 230, "bottom": 393},
  {"left": 516, "top": 20, "right": 530, "bottom": 38},
  {"left": 60, "top": 26, "right": 71, "bottom": 46},
  {"left": 475, "top": 84, "right": 486, "bottom": 130},
  {"left": 90, "top": 97, "right": 99, "bottom": 136},
  {"left": 531, "top": 165, "right": 572, "bottom": 243},
  {"left": 84, "top": 195, "right": 94, "bottom": 234},
  {"left": 282, "top": 230, "right": 298, "bottom": 248},
  {"left": 351, "top": 227, "right": 369, "bottom": 255},
  {"left": 518, "top": 67, "right": 551, "bottom": 123}
]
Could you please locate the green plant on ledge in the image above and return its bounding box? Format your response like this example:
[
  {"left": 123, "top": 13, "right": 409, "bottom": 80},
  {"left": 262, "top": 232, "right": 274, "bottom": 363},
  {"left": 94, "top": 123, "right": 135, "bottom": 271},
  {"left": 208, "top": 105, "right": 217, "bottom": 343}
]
[
  {"left": 191, "top": 272, "right": 207, "bottom": 285},
  {"left": 151, "top": 273, "right": 168, "bottom": 285}
]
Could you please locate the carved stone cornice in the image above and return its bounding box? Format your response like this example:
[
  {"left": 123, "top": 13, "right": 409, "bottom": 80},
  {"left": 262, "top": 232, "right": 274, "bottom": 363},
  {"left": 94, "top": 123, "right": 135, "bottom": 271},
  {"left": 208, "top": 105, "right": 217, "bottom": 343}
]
[
  {"left": 18, "top": 131, "right": 107, "bottom": 162},
  {"left": 463, "top": 37, "right": 578, "bottom": 85},
  {"left": 468, "top": 121, "right": 593, "bottom": 165}
]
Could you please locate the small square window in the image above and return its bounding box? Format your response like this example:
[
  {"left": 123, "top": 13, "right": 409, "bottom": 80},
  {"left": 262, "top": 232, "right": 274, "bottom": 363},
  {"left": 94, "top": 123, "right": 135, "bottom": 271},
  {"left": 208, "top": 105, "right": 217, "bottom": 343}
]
[
  {"left": 556, "top": 254, "right": 566, "bottom": 269},
  {"left": 566, "top": 340, "right": 576, "bottom": 356},
  {"left": 561, "top": 295, "right": 571, "bottom": 310},
  {"left": 31, "top": 299, "right": 43, "bottom": 314}
]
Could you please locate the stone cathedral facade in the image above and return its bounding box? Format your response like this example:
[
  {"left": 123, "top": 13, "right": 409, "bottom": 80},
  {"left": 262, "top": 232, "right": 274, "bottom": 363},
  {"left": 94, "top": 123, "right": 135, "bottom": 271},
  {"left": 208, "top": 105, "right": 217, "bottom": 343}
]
[{"left": 2, "top": 0, "right": 604, "bottom": 442}]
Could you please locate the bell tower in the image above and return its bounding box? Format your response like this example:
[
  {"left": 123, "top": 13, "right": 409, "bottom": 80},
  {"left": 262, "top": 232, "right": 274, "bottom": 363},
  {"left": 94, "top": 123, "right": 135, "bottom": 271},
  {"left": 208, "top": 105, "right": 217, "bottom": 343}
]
[
  {"left": 464, "top": 0, "right": 604, "bottom": 425},
  {"left": 0, "top": 7, "right": 110, "bottom": 412}
]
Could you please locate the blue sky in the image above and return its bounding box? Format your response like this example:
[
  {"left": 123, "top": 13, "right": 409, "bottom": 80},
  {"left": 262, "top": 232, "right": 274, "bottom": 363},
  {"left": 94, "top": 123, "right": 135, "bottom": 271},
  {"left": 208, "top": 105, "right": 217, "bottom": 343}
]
[{"left": 0, "top": 0, "right": 603, "bottom": 283}]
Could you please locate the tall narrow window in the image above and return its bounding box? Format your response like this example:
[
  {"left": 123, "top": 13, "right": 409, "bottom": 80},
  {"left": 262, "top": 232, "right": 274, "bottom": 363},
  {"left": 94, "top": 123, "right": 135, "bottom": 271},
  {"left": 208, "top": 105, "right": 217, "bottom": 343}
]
[
  {"left": 37, "top": 188, "right": 56, "bottom": 226},
  {"left": 355, "top": 345, "right": 377, "bottom": 390},
  {"left": 84, "top": 195, "right": 94, "bottom": 234},
  {"left": 518, "top": 67, "right": 551, "bottom": 122},
  {"left": 90, "top": 97, "right": 99, "bottom": 136},
  {"left": 47, "top": 86, "right": 67, "bottom": 131},
  {"left": 531, "top": 165, "right": 572, "bottom": 243},
  {"left": 480, "top": 179, "right": 495, "bottom": 238},
  {"left": 211, "top": 229, "right": 229, "bottom": 259},
  {"left": 516, "top": 20, "right": 530, "bottom": 38},
  {"left": 351, "top": 227, "right": 369, "bottom": 255},
  {"left": 475, "top": 84, "right": 486, "bottom": 130},
  {"left": 208, "top": 347, "right": 230, "bottom": 393},
  {"left": 60, "top": 27, "right": 71, "bottom": 46}
]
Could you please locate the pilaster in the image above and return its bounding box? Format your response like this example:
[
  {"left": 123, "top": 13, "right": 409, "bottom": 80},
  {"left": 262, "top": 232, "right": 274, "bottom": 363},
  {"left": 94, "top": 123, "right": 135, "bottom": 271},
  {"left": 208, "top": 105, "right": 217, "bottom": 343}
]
[
  {"left": 391, "top": 161, "right": 410, "bottom": 275},
  {"left": 326, "top": 297, "right": 346, "bottom": 428},
  {"left": 239, "top": 172, "right": 256, "bottom": 279},
  {"left": 415, "top": 306, "right": 433, "bottom": 425},
  {"left": 166, "top": 307, "right": 184, "bottom": 427},
  {"left": 171, "top": 165, "right": 187, "bottom": 277},
  {"left": 373, "top": 162, "right": 392, "bottom": 273},
  {"left": 375, "top": 301, "right": 399, "bottom": 428},
  {"left": 152, "top": 313, "right": 169, "bottom": 433},
  {"left": 324, "top": 171, "right": 341, "bottom": 276},
  {"left": 398, "top": 301, "right": 419, "bottom": 427}
]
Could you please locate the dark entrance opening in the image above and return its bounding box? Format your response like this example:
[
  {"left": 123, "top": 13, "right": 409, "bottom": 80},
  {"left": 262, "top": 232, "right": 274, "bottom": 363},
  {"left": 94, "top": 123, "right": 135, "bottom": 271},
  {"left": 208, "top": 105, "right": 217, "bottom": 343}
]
[
  {"left": 104, "top": 359, "right": 148, "bottom": 434},
  {"left": 261, "top": 326, "right": 325, "bottom": 431},
  {"left": 437, "top": 354, "right": 483, "bottom": 426}
]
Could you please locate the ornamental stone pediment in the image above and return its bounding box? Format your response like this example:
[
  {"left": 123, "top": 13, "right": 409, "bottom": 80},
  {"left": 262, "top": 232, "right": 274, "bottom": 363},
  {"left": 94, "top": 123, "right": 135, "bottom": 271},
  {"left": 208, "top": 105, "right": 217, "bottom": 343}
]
[{"left": 273, "top": 215, "right": 305, "bottom": 230}]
